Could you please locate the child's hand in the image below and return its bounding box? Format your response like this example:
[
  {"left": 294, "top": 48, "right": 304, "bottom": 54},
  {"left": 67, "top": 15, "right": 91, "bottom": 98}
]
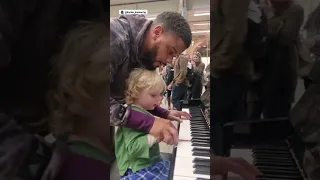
[{"left": 167, "top": 110, "right": 192, "bottom": 122}]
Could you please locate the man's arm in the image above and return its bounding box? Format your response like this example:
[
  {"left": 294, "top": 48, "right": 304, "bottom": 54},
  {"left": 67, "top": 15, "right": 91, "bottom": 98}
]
[{"left": 109, "top": 19, "right": 154, "bottom": 132}]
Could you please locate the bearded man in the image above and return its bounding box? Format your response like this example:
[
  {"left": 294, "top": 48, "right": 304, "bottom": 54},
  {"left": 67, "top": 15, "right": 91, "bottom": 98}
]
[{"left": 110, "top": 12, "right": 192, "bottom": 147}]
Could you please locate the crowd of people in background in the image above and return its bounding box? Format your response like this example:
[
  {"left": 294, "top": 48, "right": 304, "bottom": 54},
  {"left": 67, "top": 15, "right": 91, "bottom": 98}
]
[{"left": 159, "top": 52, "right": 210, "bottom": 110}]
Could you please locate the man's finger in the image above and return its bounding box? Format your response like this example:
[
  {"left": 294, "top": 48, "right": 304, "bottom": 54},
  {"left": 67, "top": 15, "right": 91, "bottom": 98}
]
[
  {"left": 231, "top": 157, "right": 261, "bottom": 176},
  {"left": 163, "top": 130, "right": 173, "bottom": 145},
  {"left": 166, "top": 122, "right": 178, "bottom": 145},
  {"left": 171, "top": 116, "right": 183, "bottom": 122},
  {"left": 181, "top": 111, "right": 192, "bottom": 119},
  {"left": 225, "top": 159, "right": 257, "bottom": 180}
]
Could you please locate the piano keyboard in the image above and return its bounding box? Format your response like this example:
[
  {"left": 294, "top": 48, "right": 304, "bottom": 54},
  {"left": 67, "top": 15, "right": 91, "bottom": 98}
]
[
  {"left": 230, "top": 141, "right": 305, "bottom": 180},
  {"left": 173, "top": 107, "right": 211, "bottom": 180}
]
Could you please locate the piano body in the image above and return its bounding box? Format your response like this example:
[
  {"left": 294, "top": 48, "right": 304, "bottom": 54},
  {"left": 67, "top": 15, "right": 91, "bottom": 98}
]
[
  {"left": 171, "top": 99, "right": 211, "bottom": 180},
  {"left": 217, "top": 61, "right": 320, "bottom": 180}
]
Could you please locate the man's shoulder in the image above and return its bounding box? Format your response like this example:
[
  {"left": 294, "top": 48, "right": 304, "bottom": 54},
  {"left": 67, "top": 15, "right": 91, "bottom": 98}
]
[
  {"left": 110, "top": 18, "right": 130, "bottom": 64},
  {"left": 110, "top": 18, "right": 130, "bottom": 43}
]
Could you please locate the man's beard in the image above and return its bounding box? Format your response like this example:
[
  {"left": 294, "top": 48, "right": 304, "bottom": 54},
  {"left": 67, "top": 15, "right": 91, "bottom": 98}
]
[{"left": 140, "top": 45, "right": 158, "bottom": 70}]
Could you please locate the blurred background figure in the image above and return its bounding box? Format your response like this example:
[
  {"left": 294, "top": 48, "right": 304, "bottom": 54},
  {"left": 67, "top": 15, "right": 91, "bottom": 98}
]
[
  {"left": 262, "top": 0, "right": 304, "bottom": 118},
  {"left": 164, "top": 58, "right": 175, "bottom": 109},
  {"left": 191, "top": 51, "right": 205, "bottom": 99}
]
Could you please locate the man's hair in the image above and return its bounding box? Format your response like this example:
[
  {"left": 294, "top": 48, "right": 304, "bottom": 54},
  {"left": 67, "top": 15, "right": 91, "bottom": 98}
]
[
  {"left": 125, "top": 68, "right": 166, "bottom": 104},
  {"left": 153, "top": 11, "right": 192, "bottom": 48}
]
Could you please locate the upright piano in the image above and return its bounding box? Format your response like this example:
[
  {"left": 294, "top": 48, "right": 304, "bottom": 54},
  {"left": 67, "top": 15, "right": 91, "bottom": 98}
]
[
  {"left": 222, "top": 62, "right": 320, "bottom": 180},
  {"left": 171, "top": 100, "right": 211, "bottom": 180}
]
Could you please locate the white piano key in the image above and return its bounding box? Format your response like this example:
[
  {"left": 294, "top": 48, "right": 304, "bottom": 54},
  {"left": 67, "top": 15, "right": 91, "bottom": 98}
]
[
  {"left": 176, "top": 141, "right": 210, "bottom": 159},
  {"left": 178, "top": 108, "right": 192, "bottom": 141},
  {"left": 173, "top": 107, "right": 210, "bottom": 180},
  {"left": 178, "top": 120, "right": 192, "bottom": 140},
  {"left": 173, "top": 176, "right": 197, "bottom": 180},
  {"left": 174, "top": 157, "right": 210, "bottom": 179},
  {"left": 182, "top": 108, "right": 190, "bottom": 114}
]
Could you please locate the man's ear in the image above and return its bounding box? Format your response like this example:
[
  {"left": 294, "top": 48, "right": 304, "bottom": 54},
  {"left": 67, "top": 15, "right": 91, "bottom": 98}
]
[{"left": 151, "top": 25, "right": 164, "bottom": 41}]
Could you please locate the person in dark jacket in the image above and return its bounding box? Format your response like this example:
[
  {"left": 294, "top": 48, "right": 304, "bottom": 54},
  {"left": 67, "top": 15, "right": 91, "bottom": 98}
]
[
  {"left": 211, "top": 1, "right": 262, "bottom": 179},
  {"left": 110, "top": 12, "right": 192, "bottom": 146},
  {"left": 262, "top": 0, "right": 304, "bottom": 118},
  {"left": 191, "top": 51, "right": 205, "bottom": 99},
  {"left": 164, "top": 58, "right": 175, "bottom": 109},
  {"left": 211, "top": 0, "right": 252, "bottom": 156}
]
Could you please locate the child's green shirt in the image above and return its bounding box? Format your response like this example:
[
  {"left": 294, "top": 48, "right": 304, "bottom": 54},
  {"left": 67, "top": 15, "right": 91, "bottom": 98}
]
[{"left": 115, "top": 105, "right": 161, "bottom": 176}]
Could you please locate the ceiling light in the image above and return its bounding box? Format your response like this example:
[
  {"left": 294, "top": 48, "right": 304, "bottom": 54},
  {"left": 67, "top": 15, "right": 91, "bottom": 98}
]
[
  {"left": 192, "top": 30, "right": 210, "bottom": 34},
  {"left": 194, "top": 13, "right": 210, "bottom": 16},
  {"left": 146, "top": 17, "right": 156, "bottom": 20},
  {"left": 193, "top": 23, "right": 210, "bottom": 26}
]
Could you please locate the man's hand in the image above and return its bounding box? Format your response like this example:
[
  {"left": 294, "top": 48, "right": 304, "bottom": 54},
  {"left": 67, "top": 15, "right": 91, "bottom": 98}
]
[
  {"left": 167, "top": 110, "right": 192, "bottom": 122},
  {"left": 149, "top": 117, "right": 179, "bottom": 145},
  {"left": 211, "top": 156, "right": 261, "bottom": 180}
]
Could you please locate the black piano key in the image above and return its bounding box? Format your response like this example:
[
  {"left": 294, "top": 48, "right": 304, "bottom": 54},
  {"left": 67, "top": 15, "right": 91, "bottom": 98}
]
[
  {"left": 253, "top": 149, "right": 290, "bottom": 153},
  {"left": 191, "top": 132, "right": 210, "bottom": 137},
  {"left": 253, "top": 156, "right": 295, "bottom": 162},
  {"left": 255, "top": 165, "right": 299, "bottom": 171},
  {"left": 193, "top": 158, "right": 210, "bottom": 167},
  {"left": 192, "top": 134, "right": 210, "bottom": 138},
  {"left": 193, "top": 147, "right": 210, "bottom": 152},
  {"left": 191, "top": 128, "right": 209, "bottom": 131},
  {"left": 192, "top": 142, "right": 210, "bottom": 147},
  {"left": 253, "top": 161, "right": 296, "bottom": 167},
  {"left": 193, "top": 152, "right": 210, "bottom": 157},
  {"left": 191, "top": 131, "right": 210, "bottom": 134},
  {"left": 191, "top": 117, "right": 205, "bottom": 120},
  {"left": 190, "top": 123, "right": 207, "bottom": 126},
  {"left": 191, "top": 139, "right": 210, "bottom": 144},
  {"left": 190, "top": 114, "right": 203, "bottom": 117},
  {"left": 191, "top": 136, "right": 210, "bottom": 140},
  {"left": 191, "top": 125, "right": 209, "bottom": 128},
  {"left": 193, "top": 168, "right": 210, "bottom": 176},
  {"left": 253, "top": 153, "right": 292, "bottom": 159}
]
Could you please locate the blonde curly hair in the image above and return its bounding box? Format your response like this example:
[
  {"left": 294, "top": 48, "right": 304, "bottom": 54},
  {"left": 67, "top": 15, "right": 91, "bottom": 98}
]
[
  {"left": 125, "top": 68, "right": 166, "bottom": 105},
  {"left": 47, "top": 21, "right": 109, "bottom": 135}
]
